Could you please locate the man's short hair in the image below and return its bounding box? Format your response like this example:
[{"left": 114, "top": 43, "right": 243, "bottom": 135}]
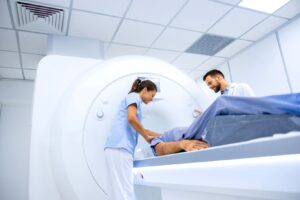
[{"left": 203, "top": 69, "right": 225, "bottom": 81}]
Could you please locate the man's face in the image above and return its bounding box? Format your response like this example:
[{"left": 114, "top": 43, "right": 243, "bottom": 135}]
[{"left": 205, "top": 75, "right": 221, "bottom": 93}]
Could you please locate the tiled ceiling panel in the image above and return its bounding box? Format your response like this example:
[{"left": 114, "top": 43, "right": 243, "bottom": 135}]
[
  {"left": 69, "top": 11, "right": 121, "bottom": 41},
  {"left": 113, "top": 20, "right": 164, "bottom": 47},
  {"left": 145, "top": 49, "right": 181, "bottom": 63},
  {"left": 200, "top": 57, "right": 226, "bottom": 69},
  {"left": 23, "top": 69, "right": 36, "bottom": 80},
  {"left": 274, "top": 0, "right": 300, "bottom": 19},
  {"left": 0, "top": 51, "right": 20, "bottom": 68},
  {"left": 126, "top": 0, "right": 186, "bottom": 25},
  {"left": 18, "top": 31, "right": 48, "bottom": 54},
  {"left": 152, "top": 27, "right": 202, "bottom": 51},
  {"left": 73, "top": 0, "right": 131, "bottom": 17},
  {"left": 208, "top": 7, "right": 267, "bottom": 38},
  {"left": 0, "top": 68, "right": 23, "bottom": 79},
  {"left": 0, "top": 29, "right": 18, "bottom": 51},
  {"left": 172, "top": 53, "right": 209, "bottom": 70},
  {"left": 0, "top": 0, "right": 12, "bottom": 28},
  {"left": 189, "top": 69, "right": 206, "bottom": 80},
  {"left": 214, "top": 0, "right": 241, "bottom": 5},
  {"left": 171, "top": 0, "right": 232, "bottom": 32},
  {"left": 0, "top": 0, "right": 294, "bottom": 80},
  {"left": 241, "top": 16, "right": 287, "bottom": 41},
  {"left": 215, "top": 39, "right": 252, "bottom": 58}
]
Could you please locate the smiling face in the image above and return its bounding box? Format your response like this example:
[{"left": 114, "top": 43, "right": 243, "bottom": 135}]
[
  {"left": 204, "top": 75, "right": 222, "bottom": 93},
  {"left": 140, "top": 88, "right": 156, "bottom": 104}
]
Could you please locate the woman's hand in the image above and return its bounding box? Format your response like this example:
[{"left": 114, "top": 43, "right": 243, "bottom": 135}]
[
  {"left": 144, "top": 135, "right": 157, "bottom": 143},
  {"left": 145, "top": 129, "right": 160, "bottom": 137}
]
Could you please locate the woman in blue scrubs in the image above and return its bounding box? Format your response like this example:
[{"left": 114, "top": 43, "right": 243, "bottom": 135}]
[{"left": 104, "top": 78, "right": 159, "bottom": 200}]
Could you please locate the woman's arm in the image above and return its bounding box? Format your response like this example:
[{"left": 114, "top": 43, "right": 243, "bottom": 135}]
[
  {"left": 127, "top": 104, "right": 156, "bottom": 143},
  {"left": 145, "top": 129, "right": 160, "bottom": 137}
]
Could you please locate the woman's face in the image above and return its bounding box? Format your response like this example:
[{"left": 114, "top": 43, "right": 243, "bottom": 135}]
[{"left": 140, "top": 88, "right": 156, "bottom": 104}]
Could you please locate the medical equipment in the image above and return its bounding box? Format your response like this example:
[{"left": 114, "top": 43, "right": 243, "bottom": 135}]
[{"left": 29, "top": 55, "right": 212, "bottom": 200}]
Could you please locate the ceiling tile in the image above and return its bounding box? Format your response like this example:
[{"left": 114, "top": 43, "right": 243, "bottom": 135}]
[
  {"left": 19, "top": 31, "right": 48, "bottom": 54},
  {"left": 172, "top": 53, "right": 210, "bottom": 70},
  {"left": 214, "top": 0, "right": 241, "bottom": 5},
  {"left": 241, "top": 16, "right": 287, "bottom": 41},
  {"left": 215, "top": 39, "right": 252, "bottom": 57},
  {"left": 73, "top": 0, "right": 131, "bottom": 17},
  {"left": 200, "top": 57, "right": 226, "bottom": 69},
  {"left": 0, "top": 29, "right": 18, "bottom": 51},
  {"left": 0, "top": 51, "right": 20, "bottom": 68},
  {"left": 145, "top": 49, "right": 181, "bottom": 63},
  {"left": 208, "top": 7, "right": 267, "bottom": 38},
  {"left": 105, "top": 44, "right": 147, "bottom": 59},
  {"left": 178, "top": 68, "right": 192, "bottom": 75},
  {"left": 24, "top": 69, "right": 36, "bottom": 80},
  {"left": 0, "top": 0, "right": 12, "bottom": 28},
  {"left": 0, "top": 68, "right": 23, "bottom": 79},
  {"left": 152, "top": 28, "right": 202, "bottom": 51},
  {"left": 274, "top": 0, "right": 300, "bottom": 19},
  {"left": 26, "top": 0, "right": 71, "bottom": 7},
  {"left": 113, "top": 20, "right": 164, "bottom": 47},
  {"left": 171, "top": 0, "right": 232, "bottom": 32},
  {"left": 188, "top": 69, "right": 206, "bottom": 80},
  {"left": 126, "top": 0, "right": 186, "bottom": 25},
  {"left": 21, "top": 53, "right": 45, "bottom": 69},
  {"left": 69, "top": 11, "right": 120, "bottom": 42}
]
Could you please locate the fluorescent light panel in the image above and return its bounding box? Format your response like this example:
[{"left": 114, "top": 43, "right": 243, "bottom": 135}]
[{"left": 239, "top": 0, "right": 290, "bottom": 14}]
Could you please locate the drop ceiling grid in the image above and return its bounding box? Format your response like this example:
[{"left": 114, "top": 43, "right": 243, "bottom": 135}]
[{"left": 0, "top": 0, "right": 297, "bottom": 80}]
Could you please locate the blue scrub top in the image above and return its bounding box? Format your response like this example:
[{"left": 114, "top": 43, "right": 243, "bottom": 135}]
[{"left": 104, "top": 92, "right": 142, "bottom": 155}]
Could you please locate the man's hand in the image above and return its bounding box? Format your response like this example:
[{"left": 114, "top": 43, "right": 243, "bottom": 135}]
[{"left": 180, "top": 140, "right": 209, "bottom": 152}]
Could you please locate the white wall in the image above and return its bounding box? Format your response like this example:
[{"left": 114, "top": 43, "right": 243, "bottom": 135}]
[
  {"left": 0, "top": 80, "right": 34, "bottom": 200},
  {"left": 277, "top": 16, "right": 300, "bottom": 93},
  {"left": 227, "top": 16, "right": 300, "bottom": 96},
  {"left": 229, "top": 34, "right": 290, "bottom": 96},
  {"left": 218, "top": 62, "right": 232, "bottom": 83}
]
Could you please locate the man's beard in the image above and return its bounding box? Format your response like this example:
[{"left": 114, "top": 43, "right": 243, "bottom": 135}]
[{"left": 214, "top": 83, "right": 221, "bottom": 93}]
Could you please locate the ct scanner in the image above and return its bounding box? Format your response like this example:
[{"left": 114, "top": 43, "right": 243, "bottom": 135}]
[{"left": 29, "top": 55, "right": 213, "bottom": 200}]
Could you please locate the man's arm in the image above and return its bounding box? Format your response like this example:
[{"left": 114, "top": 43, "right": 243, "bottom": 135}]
[{"left": 154, "top": 140, "right": 208, "bottom": 156}]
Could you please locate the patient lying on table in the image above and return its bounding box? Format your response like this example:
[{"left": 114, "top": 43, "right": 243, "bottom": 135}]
[{"left": 151, "top": 93, "right": 300, "bottom": 156}]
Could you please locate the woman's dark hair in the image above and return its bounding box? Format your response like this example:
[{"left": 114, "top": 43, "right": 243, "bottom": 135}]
[{"left": 129, "top": 79, "right": 157, "bottom": 93}]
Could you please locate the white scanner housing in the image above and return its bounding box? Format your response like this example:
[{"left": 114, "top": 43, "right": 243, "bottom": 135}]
[{"left": 29, "top": 55, "right": 212, "bottom": 200}]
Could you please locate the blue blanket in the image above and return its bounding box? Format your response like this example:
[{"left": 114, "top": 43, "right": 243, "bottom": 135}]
[{"left": 151, "top": 93, "right": 300, "bottom": 150}]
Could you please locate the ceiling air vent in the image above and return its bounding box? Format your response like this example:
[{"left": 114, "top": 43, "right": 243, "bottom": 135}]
[
  {"left": 15, "top": 1, "right": 65, "bottom": 33},
  {"left": 186, "top": 34, "right": 234, "bottom": 56}
]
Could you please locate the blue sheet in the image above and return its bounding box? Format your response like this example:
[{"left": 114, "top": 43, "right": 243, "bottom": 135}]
[{"left": 151, "top": 93, "right": 300, "bottom": 152}]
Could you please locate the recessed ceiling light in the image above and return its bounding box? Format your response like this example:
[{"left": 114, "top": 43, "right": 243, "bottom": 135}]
[{"left": 239, "top": 0, "right": 290, "bottom": 14}]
